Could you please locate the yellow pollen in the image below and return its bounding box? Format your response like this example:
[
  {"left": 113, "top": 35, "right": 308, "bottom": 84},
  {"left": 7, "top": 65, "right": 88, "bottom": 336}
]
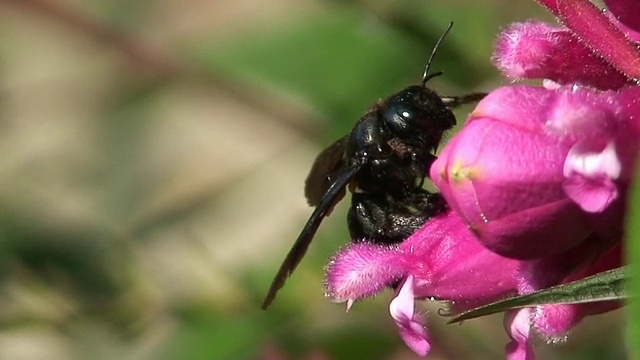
[{"left": 449, "top": 161, "right": 478, "bottom": 184}]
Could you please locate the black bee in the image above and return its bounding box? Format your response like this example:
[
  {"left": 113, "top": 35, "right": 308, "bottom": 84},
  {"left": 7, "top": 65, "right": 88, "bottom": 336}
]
[{"left": 262, "top": 22, "right": 486, "bottom": 309}]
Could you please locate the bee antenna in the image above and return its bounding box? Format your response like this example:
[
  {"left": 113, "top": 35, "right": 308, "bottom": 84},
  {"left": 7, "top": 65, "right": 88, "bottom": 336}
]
[{"left": 421, "top": 21, "right": 454, "bottom": 87}]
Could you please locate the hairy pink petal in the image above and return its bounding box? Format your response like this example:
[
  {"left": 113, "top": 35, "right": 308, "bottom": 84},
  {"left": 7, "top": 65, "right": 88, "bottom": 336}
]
[
  {"left": 493, "top": 22, "right": 628, "bottom": 89},
  {"left": 324, "top": 210, "right": 519, "bottom": 356},
  {"left": 389, "top": 275, "right": 431, "bottom": 357},
  {"left": 531, "top": 305, "right": 574, "bottom": 342},
  {"left": 508, "top": 242, "right": 622, "bottom": 355},
  {"left": 325, "top": 210, "right": 519, "bottom": 312},
  {"left": 505, "top": 309, "right": 535, "bottom": 360},
  {"left": 545, "top": 88, "right": 620, "bottom": 141},
  {"left": 324, "top": 243, "right": 404, "bottom": 304},
  {"left": 533, "top": 301, "right": 622, "bottom": 342},
  {"left": 536, "top": 0, "right": 640, "bottom": 80}
]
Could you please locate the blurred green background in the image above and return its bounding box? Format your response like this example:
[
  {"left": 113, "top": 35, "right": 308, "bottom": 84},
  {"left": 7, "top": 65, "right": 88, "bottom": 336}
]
[{"left": 0, "top": 0, "right": 627, "bottom": 359}]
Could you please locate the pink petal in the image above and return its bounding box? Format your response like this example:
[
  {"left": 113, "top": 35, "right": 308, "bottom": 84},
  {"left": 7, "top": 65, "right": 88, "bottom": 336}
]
[
  {"left": 469, "top": 86, "right": 554, "bottom": 134},
  {"left": 610, "top": 87, "right": 640, "bottom": 180},
  {"left": 533, "top": 301, "right": 621, "bottom": 342},
  {"left": 493, "top": 21, "right": 628, "bottom": 89},
  {"left": 389, "top": 275, "right": 431, "bottom": 357},
  {"left": 504, "top": 308, "right": 535, "bottom": 360},
  {"left": 516, "top": 233, "right": 609, "bottom": 294},
  {"left": 545, "top": 88, "right": 620, "bottom": 141},
  {"left": 527, "top": 244, "right": 622, "bottom": 341},
  {"left": 398, "top": 211, "right": 520, "bottom": 309},
  {"left": 563, "top": 175, "right": 618, "bottom": 212},
  {"left": 531, "top": 304, "right": 575, "bottom": 342},
  {"left": 536, "top": 0, "right": 640, "bottom": 80},
  {"left": 431, "top": 109, "right": 592, "bottom": 258},
  {"left": 324, "top": 242, "right": 405, "bottom": 305},
  {"left": 431, "top": 85, "right": 638, "bottom": 259},
  {"left": 563, "top": 141, "right": 621, "bottom": 212}
]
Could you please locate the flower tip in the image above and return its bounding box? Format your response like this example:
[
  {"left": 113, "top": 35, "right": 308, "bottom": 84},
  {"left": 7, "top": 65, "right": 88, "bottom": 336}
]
[
  {"left": 563, "top": 141, "right": 621, "bottom": 212},
  {"left": 346, "top": 298, "right": 355, "bottom": 312},
  {"left": 324, "top": 242, "right": 405, "bottom": 303},
  {"left": 504, "top": 308, "right": 535, "bottom": 360},
  {"left": 389, "top": 276, "right": 431, "bottom": 357},
  {"left": 493, "top": 22, "right": 558, "bottom": 79}
]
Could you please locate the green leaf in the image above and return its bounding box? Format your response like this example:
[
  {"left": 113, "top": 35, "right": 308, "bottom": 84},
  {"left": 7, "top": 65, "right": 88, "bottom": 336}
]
[{"left": 449, "top": 267, "right": 628, "bottom": 324}]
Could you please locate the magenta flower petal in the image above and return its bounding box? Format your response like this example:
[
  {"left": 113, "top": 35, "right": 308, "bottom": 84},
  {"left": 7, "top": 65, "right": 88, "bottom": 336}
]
[
  {"left": 515, "top": 233, "right": 612, "bottom": 293},
  {"left": 533, "top": 301, "right": 622, "bottom": 342},
  {"left": 389, "top": 275, "right": 431, "bottom": 357},
  {"left": 536, "top": 0, "right": 640, "bottom": 80},
  {"left": 508, "top": 240, "right": 621, "bottom": 354},
  {"left": 504, "top": 308, "right": 535, "bottom": 360},
  {"left": 323, "top": 210, "right": 519, "bottom": 356},
  {"left": 398, "top": 211, "right": 520, "bottom": 309},
  {"left": 324, "top": 243, "right": 404, "bottom": 305},
  {"left": 431, "top": 85, "right": 640, "bottom": 259},
  {"left": 616, "top": 87, "right": 640, "bottom": 178},
  {"left": 325, "top": 210, "right": 519, "bottom": 308},
  {"left": 321, "top": 2, "right": 639, "bottom": 357},
  {"left": 469, "top": 86, "right": 553, "bottom": 133},
  {"left": 532, "top": 302, "right": 617, "bottom": 342},
  {"left": 493, "top": 21, "right": 628, "bottom": 89},
  {"left": 563, "top": 141, "right": 621, "bottom": 212},
  {"left": 532, "top": 304, "right": 575, "bottom": 342},
  {"left": 431, "top": 107, "right": 589, "bottom": 257},
  {"left": 524, "top": 244, "right": 622, "bottom": 341}
]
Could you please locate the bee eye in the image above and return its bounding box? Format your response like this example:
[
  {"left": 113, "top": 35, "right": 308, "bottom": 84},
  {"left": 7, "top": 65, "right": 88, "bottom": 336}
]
[{"left": 383, "top": 102, "right": 417, "bottom": 134}]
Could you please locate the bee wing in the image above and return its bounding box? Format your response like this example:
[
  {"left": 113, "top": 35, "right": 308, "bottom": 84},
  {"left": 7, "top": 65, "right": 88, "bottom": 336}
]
[
  {"left": 261, "top": 160, "right": 363, "bottom": 309},
  {"left": 304, "top": 136, "right": 349, "bottom": 206}
]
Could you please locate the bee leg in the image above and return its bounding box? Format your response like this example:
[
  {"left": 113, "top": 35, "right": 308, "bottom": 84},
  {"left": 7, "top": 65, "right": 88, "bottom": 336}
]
[
  {"left": 347, "top": 190, "right": 446, "bottom": 245},
  {"left": 441, "top": 93, "right": 487, "bottom": 108}
]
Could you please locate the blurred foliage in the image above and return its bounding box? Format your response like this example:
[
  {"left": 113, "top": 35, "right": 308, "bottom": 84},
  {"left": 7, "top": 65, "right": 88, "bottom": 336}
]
[
  {"left": 627, "top": 159, "right": 640, "bottom": 359},
  {"left": 0, "top": 0, "right": 628, "bottom": 359}
]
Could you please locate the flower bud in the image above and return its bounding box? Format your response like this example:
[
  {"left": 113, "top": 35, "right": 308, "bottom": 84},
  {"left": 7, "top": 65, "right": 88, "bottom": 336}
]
[{"left": 431, "top": 85, "right": 640, "bottom": 259}]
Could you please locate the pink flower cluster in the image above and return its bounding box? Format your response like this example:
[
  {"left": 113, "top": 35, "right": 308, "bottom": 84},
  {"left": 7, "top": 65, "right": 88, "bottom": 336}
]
[{"left": 323, "top": 0, "right": 640, "bottom": 358}]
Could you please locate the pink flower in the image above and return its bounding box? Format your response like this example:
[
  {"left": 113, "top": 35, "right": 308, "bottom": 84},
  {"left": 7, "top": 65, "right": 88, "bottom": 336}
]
[
  {"left": 431, "top": 85, "right": 640, "bottom": 259},
  {"left": 325, "top": 210, "right": 521, "bottom": 357},
  {"left": 323, "top": 1, "right": 639, "bottom": 359},
  {"left": 429, "top": 0, "right": 640, "bottom": 358},
  {"left": 534, "top": 0, "right": 640, "bottom": 80}
]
